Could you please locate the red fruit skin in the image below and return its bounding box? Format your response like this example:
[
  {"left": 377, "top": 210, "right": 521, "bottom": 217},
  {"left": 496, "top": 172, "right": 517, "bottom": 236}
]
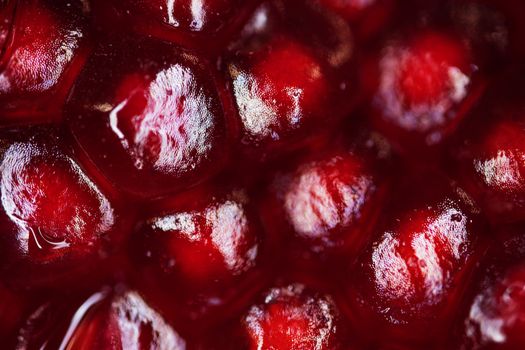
[
  {"left": 90, "top": 0, "right": 259, "bottom": 52},
  {"left": 259, "top": 145, "right": 389, "bottom": 273},
  {"left": 363, "top": 30, "right": 486, "bottom": 156},
  {"left": 342, "top": 173, "right": 487, "bottom": 345},
  {"left": 0, "top": 0, "right": 90, "bottom": 123},
  {"left": 130, "top": 186, "right": 267, "bottom": 333},
  {"left": 223, "top": 0, "right": 356, "bottom": 161},
  {"left": 15, "top": 288, "right": 187, "bottom": 349},
  {"left": 0, "top": 128, "right": 132, "bottom": 288},
  {"left": 241, "top": 284, "right": 344, "bottom": 350},
  {"left": 459, "top": 232, "right": 525, "bottom": 350},
  {"left": 66, "top": 38, "right": 234, "bottom": 198}
]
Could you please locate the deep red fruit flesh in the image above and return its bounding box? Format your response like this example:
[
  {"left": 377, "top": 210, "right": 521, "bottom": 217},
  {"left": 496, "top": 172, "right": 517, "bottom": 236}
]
[
  {"left": 0, "top": 0, "right": 89, "bottom": 122},
  {"left": 1, "top": 0, "right": 525, "bottom": 349},
  {"left": 458, "top": 232, "right": 525, "bottom": 350},
  {"left": 259, "top": 143, "right": 388, "bottom": 272},
  {"left": 0, "top": 128, "right": 128, "bottom": 287},
  {"left": 344, "top": 174, "right": 487, "bottom": 345},
  {"left": 224, "top": 0, "right": 355, "bottom": 159},
  {"left": 455, "top": 80, "right": 525, "bottom": 224},
  {"left": 91, "top": 0, "right": 259, "bottom": 50},
  {"left": 365, "top": 30, "right": 485, "bottom": 154},
  {"left": 66, "top": 39, "right": 232, "bottom": 198},
  {"left": 130, "top": 187, "right": 265, "bottom": 330},
  {"left": 242, "top": 284, "right": 343, "bottom": 350},
  {"left": 14, "top": 288, "right": 187, "bottom": 349}
]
